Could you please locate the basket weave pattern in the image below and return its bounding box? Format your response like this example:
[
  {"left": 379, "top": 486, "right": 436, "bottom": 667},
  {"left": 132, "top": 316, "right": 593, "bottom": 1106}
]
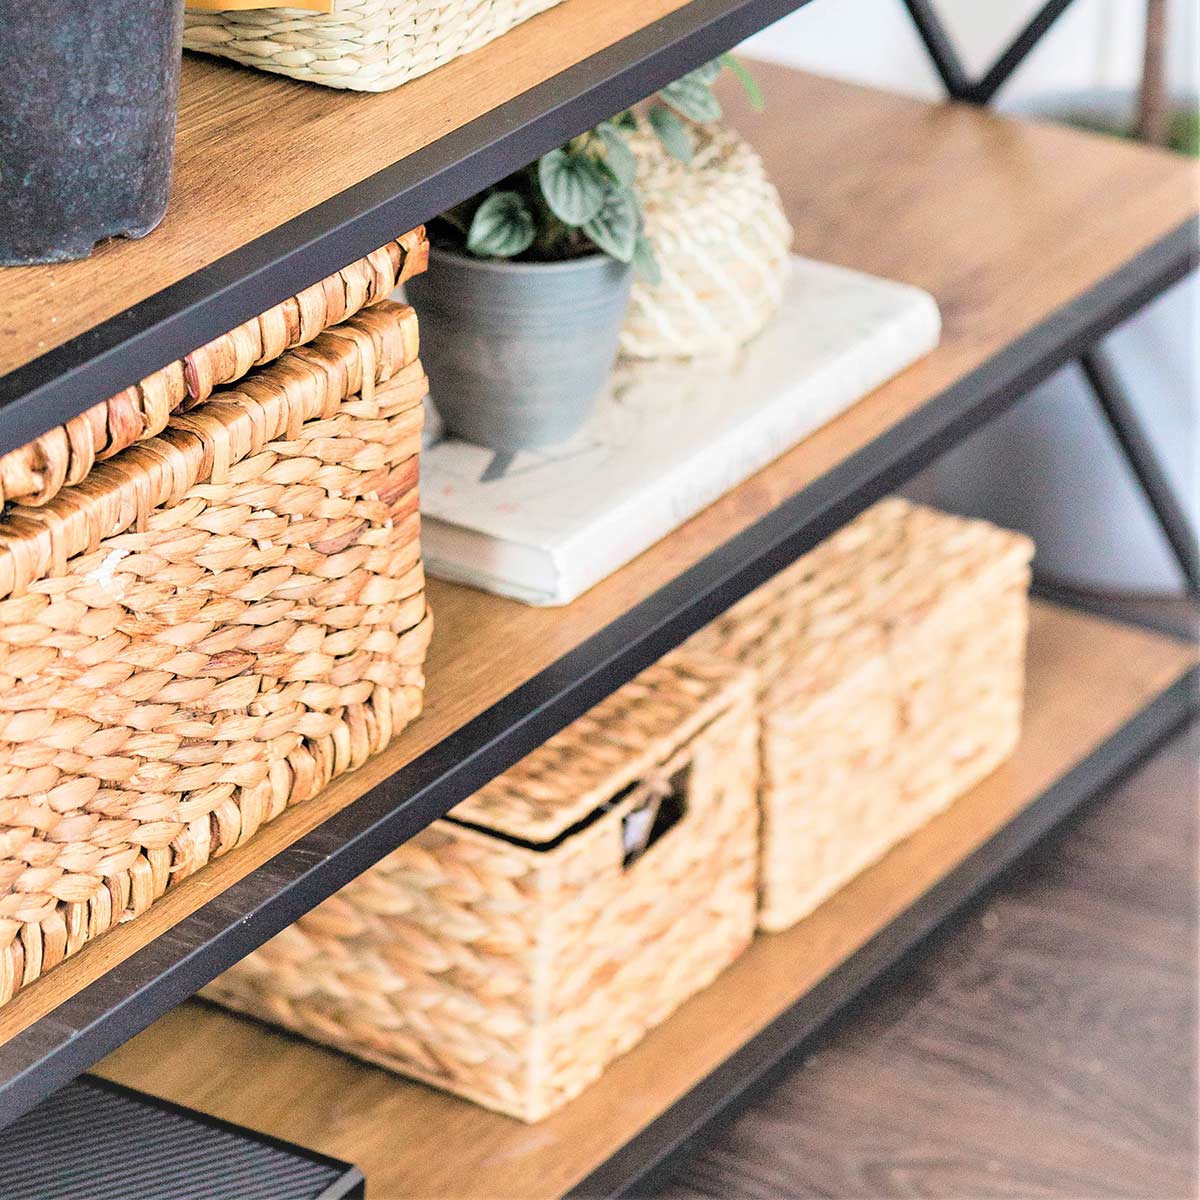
[
  {"left": 692, "top": 498, "right": 1034, "bottom": 933},
  {"left": 0, "top": 232, "right": 428, "bottom": 510},
  {"left": 184, "top": 0, "right": 564, "bottom": 92},
  {"left": 206, "top": 655, "right": 759, "bottom": 1121},
  {"left": 0, "top": 300, "right": 432, "bottom": 1005},
  {"left": 620, "top": 125, "right": 793, "bottom": 361}
]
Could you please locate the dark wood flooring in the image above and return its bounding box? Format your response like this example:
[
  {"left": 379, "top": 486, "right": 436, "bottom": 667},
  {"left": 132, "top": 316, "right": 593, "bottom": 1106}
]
[{"left": 653, "top": 721, "right": 1199, "bottom": 1200}]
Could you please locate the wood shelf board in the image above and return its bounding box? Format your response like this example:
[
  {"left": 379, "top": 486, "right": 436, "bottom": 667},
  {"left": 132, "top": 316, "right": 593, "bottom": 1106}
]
[
  {"left": 0, "top": 64, "right": 1196, "bottom": 1050},
  {"left": 95, "top": 601, "right": 1197, "bottom": 1200},
  {"left": 0, "top": 0, "right": 696, "bottom": 381}
]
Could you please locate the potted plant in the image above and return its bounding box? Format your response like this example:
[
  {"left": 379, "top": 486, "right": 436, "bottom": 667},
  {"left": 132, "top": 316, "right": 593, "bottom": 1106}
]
[
  {"left": 407, "top": 57, "right": 757, "bottom": 453},
  {"left": 0, "top": 1, "right": 185, "bottom": 265}
]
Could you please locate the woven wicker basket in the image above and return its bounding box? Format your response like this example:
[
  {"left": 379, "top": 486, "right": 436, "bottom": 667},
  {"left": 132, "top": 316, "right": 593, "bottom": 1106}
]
[
  {"left": 206, "top": 653, "right": 759, "bottom": 1121},
  {"left": 620, "top": 124, "right": 793, "bottom": 362},
  {"left": 0, "top": 231, "right": 427, "bottom": 511},
  {"left": 0, "top": 298, "right": 433, "bottom": 1006},
  {"left": 691, "top": 498, "right": 1034, "bottom": 933},
  {"left": 183, "top": 0, "right": 564, "bottom": 92}
]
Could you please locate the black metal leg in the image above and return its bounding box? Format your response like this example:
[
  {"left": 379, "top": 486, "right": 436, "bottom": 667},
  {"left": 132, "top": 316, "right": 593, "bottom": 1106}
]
[
  {"left": 901, "top": 0, "right": 1077, "bottom": 105},
  {"left": 971, "top": 0, "right": 1078, "bottom": 103},
  {"left": 1079, "top": 346, "right": 1200, "bottom": 596},
  {"left": 900, "top": 0, "right": 973, "bottom": 100}
]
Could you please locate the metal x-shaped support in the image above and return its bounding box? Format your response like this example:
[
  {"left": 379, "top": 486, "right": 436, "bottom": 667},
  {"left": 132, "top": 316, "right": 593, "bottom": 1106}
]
[{"left": 901, "top": 0, "right": 1200, "bottom": 595}]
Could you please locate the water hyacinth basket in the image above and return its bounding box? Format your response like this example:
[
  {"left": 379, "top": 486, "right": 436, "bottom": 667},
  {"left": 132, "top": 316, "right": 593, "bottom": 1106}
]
[
  {"left": 183, "top": 0, "right": 565, "bottom": 92},
  {"left": 206, "top": 652, "right": 759, "bottom": 1121},
  {"left": 691, "top": 498, "right": 1034, "bottom": 932},
  {"left": 0, "top": 239, "right": 433, "bottom": 1005}
]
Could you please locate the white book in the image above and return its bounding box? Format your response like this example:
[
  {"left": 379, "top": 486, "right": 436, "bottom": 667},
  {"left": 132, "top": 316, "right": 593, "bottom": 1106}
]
[{"left": 419, "top": 257, "right": 941, "bottom": 606}]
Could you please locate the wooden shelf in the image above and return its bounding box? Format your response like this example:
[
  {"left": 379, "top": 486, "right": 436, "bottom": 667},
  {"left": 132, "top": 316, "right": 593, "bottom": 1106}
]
[
  {"left": 0, "top": 64, "right": 1195, "bottom": 1123},
  {"left": 94, "top": 602, "right": 1197, "bottom": 1200},
  {"left": 0, "top": 0, "right": 801, "bottom": 456}
]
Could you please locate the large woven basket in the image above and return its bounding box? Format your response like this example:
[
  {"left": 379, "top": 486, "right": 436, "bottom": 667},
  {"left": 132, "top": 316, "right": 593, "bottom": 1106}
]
[
  {"left": 206, "top": 653, "right": 758, "bottom": 1121},
  {"left": 0, "top": 231, "right": 428, "bottom": 510},
  {"left": 620, "top": 124, "right": 793, "bottom": 362},
  {"left": 691, "top": 498, "right": 1034, "bottom": 933},
  {"left": 183, "top": 0, "right": 565, "bottom": 92},
  {"left": 0, "top": 298, "right": 433, "bottom": 1006}
]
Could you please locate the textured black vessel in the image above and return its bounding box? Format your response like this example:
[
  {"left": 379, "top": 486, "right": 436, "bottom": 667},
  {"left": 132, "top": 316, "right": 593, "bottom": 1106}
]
[{"left": 0, "top": 0, "right": 184, "bottom": 265}]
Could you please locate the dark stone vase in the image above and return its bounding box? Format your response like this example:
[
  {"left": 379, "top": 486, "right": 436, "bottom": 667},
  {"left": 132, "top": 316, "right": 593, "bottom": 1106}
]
[{"left": 0, "top": 0, "right": 185, "bottom": 265}]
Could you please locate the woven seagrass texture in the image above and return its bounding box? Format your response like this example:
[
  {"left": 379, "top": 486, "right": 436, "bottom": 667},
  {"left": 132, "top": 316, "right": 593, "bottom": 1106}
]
[
  {"left": 207, "top": 654, "right": 759, "bottom": 1121},
  {"left": 184, "top": 0, "right": 564, "bottom": 92},
  {"left": 0, "top": 231, "right": 428, "bottom": 511},
  {"left": 691, "top": 498, "right": 1034, "bottom": 933},
  {"left": 0, "top": 299, "right": 432, "bottom": 1006},
  {"left": 620, "top": 125, "right": 793, "bottom": 362}
]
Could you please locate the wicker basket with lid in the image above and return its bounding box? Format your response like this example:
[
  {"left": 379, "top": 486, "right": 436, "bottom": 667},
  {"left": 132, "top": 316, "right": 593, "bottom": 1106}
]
[
  {"left": 0, "top": 286, "right": 433, "bottom": 1006},
  {"left": 206, "top": 651, "right": 759, "bottom": 1121},
  {"left": 690, "top": 498, "right": 1034, "bottom": 932}
]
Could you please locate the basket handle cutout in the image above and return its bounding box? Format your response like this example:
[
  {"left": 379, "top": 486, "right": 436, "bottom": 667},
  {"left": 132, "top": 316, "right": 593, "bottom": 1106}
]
[{"left": 622, "top": 765, "right": 690, "bottom": 869}]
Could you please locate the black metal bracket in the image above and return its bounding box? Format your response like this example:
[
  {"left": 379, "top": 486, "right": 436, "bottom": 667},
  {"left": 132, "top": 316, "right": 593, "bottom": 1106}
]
[
  {"left": 902, "top": 0, "right": 1076, "bottom": 104},
  {"left": 1080, "top": 346, "right": 1200, "bottom": 595},
  {"left": 902, "top": 0, "right": 1200, "bottom": 597}
]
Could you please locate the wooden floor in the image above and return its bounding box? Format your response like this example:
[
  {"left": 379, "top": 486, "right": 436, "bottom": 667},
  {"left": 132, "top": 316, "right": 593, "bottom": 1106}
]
[{"left": 654, "top": 721, "right": 1199, "bottom": 1200}]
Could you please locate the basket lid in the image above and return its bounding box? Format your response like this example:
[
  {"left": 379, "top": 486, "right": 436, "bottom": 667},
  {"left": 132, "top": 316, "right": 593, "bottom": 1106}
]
[{"left": 447, "top": 652, "right": 753, "bottom": 844}]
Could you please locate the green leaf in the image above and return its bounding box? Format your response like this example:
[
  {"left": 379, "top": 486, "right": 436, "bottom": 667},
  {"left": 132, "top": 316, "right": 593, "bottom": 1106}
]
[
  {"left": 537, "top": 148, "right": 608, "bottom": 226},
  {"left": 692, "top": 57, "right": 723, "bottom": 85},
  {"left": 648, "top": 103, "right": 694, "bottom": 163},
  {"left": 612, "top": 109, "right": 639, "bottom": 131},
  {"left": 466, "top": 191, "right": 535, "bottom": 258},
  {"left": 721, "top": 52, "right": 764, "bottom": 112},
  {"left": 596, "top": 123, "right": 638, "bottom": 187},
  {"left": 583, "top": 186, "right": 639, "bottom": 263},
  {"left": 660, "top": 70, "right": 722, "bottom": 123},
  {"left": 632, "top": 235, "right": 662, "bottom": 286}
]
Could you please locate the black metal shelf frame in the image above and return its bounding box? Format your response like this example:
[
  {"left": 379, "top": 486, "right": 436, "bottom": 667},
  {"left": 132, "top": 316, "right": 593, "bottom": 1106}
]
[
  {"left": 0, "top": 0, "right": 816, "bottom": 460},
  {"left": 0, "top": 211, "right": 1192, "bottom": 1129}
]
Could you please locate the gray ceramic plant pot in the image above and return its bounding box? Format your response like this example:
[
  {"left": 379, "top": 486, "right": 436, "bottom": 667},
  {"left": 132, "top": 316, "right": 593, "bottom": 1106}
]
[
  {"left": 0, "top": 0, "right": 185, "bottom": 265},
  {"left": 407, "top": 247, "right": 634, "bottom": 452}
]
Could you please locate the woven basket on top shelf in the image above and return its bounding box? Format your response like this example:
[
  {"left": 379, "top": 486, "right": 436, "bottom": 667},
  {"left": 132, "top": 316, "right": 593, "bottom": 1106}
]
[
  {"left": 0, "top": 231, "right": 428, "bottom": 511},
  {"left": 206, "top": 652, "right": 759, "bottom": 1122},
  {"left": 0, "top": 296, "right": 433, "bottom": 1006},
  {"left": 183, "top": 0, "right": 565, "bottom": 92},
  {"left": 690, "top": 498, "right": 1034, "bottom": 933},
  {"left": 620, "top": 124, "right": 794, "bottom": 362}
]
